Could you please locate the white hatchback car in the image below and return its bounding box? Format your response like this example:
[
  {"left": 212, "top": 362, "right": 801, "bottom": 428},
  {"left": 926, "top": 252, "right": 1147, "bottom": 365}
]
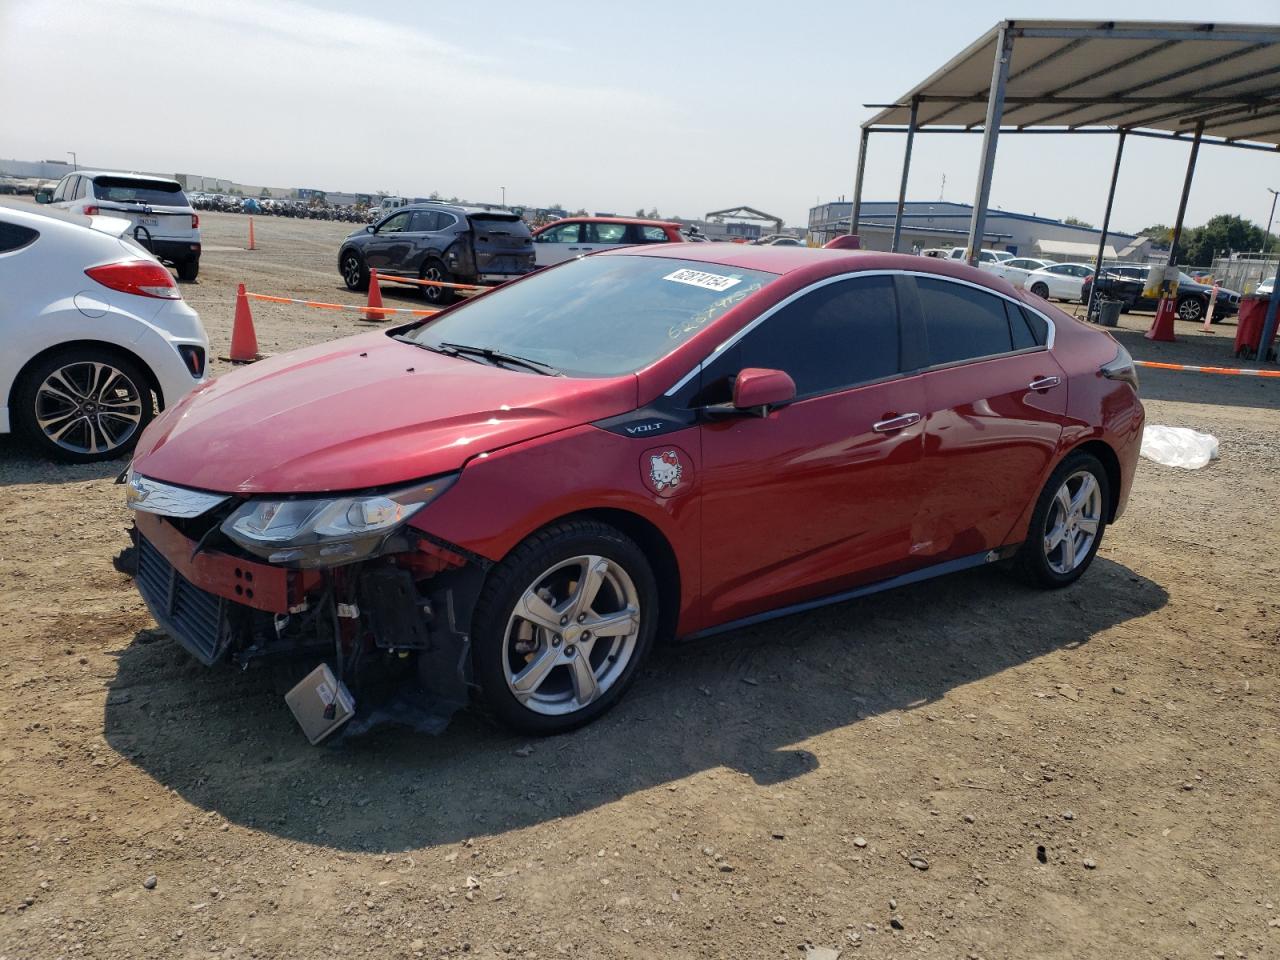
[
  {"left": 1022, "top": 262, "right": 1095, "bottom": 303},
  {"left": 42, "top": 170, "right": 202, "bottom": 281},
  {"left": 0, "top": 206, "right": 209, "bottom": 462}
]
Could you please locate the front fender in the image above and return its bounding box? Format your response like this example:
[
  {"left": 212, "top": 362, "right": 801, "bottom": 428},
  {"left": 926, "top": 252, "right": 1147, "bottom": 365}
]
[{"left": 409, "top": 423, "right": 703, "bottom": 633}]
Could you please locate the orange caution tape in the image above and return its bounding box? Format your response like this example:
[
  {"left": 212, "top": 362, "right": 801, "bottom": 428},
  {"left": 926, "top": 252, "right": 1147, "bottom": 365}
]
[
  {"left": 244, "top": 292, "right": 440, "bottom": 317},
  {"left": 376, "top": 274, "right": 488, "bottom": 291},
  {"left": 1134, "top": 360, "right": 1280, "bottom": 378}
]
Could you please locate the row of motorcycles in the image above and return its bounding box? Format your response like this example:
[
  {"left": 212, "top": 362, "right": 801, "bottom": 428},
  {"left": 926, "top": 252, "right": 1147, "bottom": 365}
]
[{"left": 189, "top": 194, "right": 372, "bottom": 222}]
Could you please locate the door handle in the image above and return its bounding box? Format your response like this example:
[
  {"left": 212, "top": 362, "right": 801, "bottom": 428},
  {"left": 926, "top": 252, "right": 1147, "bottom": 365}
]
[
  {"left": 1028, "top": 376, "right": 1062, "bottom": 391},
  {"left": 872, "top": 412, "right": 922, "bottom": 433}
]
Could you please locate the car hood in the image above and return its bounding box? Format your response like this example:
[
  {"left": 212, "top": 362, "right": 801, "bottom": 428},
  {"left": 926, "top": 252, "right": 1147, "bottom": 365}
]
[{"left": 131, "top": 331, "right": 638, "bottom": 494}]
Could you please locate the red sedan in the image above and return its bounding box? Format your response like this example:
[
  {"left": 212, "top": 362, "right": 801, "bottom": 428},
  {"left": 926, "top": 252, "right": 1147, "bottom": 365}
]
[{"left": 124, "top": 246, "right": 1144, "bottom": 737}]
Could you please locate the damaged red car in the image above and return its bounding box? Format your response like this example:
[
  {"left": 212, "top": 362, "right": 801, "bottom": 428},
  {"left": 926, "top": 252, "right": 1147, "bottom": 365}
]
[{"left": 124, "top": 245, "right": 1144, "bottom": 738}]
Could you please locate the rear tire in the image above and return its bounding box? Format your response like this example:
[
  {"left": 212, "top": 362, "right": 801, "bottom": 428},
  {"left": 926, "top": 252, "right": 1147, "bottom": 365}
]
[
  {"left": 176, "top": 258, "right": 199, "bottom": 282},
  {"left": 420, "top": 259, "right": 456, "bottom": 306},
  {"left": 13, "top": 346, "right": 155, "bottom": 463},
  {"left": 1011, "top": 451, "right": 1110, "bottom": 589},
  {"left": 340, "top": 248, "right": 369, "bottom": 291},
  {"left": 1030, "top": 281, "right": 1050, "bottom": 299},
  {"left": 470, "top": 519, "right": 658, "bottom": 735},
  {"left": 1176, "top": 295, "right": 1205, "bottom": 323}
]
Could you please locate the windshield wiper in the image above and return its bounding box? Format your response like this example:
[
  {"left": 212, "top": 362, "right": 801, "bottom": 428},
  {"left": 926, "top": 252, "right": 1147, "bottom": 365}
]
[{"left": 436, "top": 342, "right": 562, "bottom": 377}]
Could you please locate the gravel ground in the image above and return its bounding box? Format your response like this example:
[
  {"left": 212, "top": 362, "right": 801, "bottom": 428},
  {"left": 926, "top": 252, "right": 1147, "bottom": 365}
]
[{"left": 1, "top": 202, "right": 1278, "bottom": 960}]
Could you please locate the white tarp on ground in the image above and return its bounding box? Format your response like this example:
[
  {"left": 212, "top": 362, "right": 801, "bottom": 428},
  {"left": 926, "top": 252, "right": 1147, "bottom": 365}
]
[
  {"left": 1140, "top": 425, "right": 1219, "bottom": 470},
  {"left": 1034, "top": 238, "right": 1121, "bottom": 261}
]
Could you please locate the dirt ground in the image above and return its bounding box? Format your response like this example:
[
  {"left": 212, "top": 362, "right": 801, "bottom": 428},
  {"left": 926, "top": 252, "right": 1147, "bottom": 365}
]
[{"left": 1, "top": 202, "right": 1278, "bottom": 960}]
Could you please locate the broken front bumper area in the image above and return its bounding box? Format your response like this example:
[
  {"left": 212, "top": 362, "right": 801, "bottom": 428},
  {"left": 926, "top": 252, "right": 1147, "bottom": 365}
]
[{"left": 130, "top": 510, "right": 486, "bottom": 738}]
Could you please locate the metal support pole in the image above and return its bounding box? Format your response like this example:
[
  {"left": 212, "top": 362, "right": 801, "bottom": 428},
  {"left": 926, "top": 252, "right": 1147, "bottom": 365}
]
[
  {"left": 1258, "top": 257, "right": 1280, "bottom": 363},
  {"left": 1264, "top": 187, "right": 1278, "bottom": 255},
  {"left": 1167, "top": 121, "right": 1204, "bottom": 267},
  {"left": 891, "top": 98, "right": 919, "bottom": 253},
  {"left": 1087, "top": 130, "right": 1127, "bottom": 319},
  {"left": 965, "top": 26, "right": 1014, "bottom": 266},
  {"left": 849, "top": 128, "right": 869, "bottom": 237}
]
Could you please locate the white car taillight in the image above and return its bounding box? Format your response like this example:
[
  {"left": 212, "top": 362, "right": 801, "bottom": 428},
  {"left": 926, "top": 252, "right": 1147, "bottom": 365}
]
[{"left": 85, "top": 260, "right": 182, "bottom": 300}]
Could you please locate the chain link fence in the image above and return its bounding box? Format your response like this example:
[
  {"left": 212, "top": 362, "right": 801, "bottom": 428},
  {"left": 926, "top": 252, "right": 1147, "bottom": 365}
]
[{"left": 1207, "top": 252, "right": 1279, "bottom": 294}]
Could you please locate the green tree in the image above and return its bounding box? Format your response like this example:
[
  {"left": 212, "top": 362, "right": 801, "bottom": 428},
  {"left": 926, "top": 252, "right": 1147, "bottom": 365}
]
[
  {"left": 1177, "top": 214, "right": 1269, "bottom": 266},
  {"left": 1063, "top": 216, "right": 1094, "bottom": 228}
]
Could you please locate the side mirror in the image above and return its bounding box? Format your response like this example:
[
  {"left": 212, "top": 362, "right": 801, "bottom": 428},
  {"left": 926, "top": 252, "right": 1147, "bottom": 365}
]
[
  {"left": 35, "top": 191, "right": 51, "bottom": 204},
  {"left": 732, "top": 367, "right": 796, "bottom": 416},
  {"left": 365, "top": 224, "right": 375, "bottom": 233}
]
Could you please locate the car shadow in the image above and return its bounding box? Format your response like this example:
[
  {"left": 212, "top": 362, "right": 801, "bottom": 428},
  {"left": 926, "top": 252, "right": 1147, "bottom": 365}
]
[
  {"left": 102, "top": 556, "right": 1166, "bottom": 852},
  {"left": 0, "top": 437, "right": 126, "bottom": 486}
]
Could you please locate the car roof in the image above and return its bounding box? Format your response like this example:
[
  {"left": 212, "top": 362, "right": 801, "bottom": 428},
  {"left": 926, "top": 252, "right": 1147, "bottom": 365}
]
[
  {"left": 605, "top": 243, "right": 1035, "bottom": 297},
  {"left": 395, "top": 203, "right": 520, "bottom": 217},
  {"left": 549, "top": 216, "right": 681, "bottom": 228},
  {"left": 68, "top": 170, "right": 183, "bottom": 186}
]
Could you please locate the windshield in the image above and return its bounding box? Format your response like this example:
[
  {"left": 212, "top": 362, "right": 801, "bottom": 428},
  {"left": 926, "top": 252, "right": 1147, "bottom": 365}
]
[
  {"left": 93, "top": 176, "right": 187, "bottom": 206},
  {"left": 404, "top": 255, "right": 775, "bottom": 377}
]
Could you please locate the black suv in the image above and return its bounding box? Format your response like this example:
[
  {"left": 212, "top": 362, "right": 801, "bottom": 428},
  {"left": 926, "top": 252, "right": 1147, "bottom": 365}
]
[
  {"left": 339, "top": 204, "right": 535, "bottom": 304},
  {"left": 1090, "top": 265, "right": 1241, "bottom": 323}
]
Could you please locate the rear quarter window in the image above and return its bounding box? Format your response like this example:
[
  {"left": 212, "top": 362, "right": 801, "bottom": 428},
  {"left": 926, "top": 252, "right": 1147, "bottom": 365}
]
[{"left": 0, "top": 222, "right": 39, "bottom": 252}]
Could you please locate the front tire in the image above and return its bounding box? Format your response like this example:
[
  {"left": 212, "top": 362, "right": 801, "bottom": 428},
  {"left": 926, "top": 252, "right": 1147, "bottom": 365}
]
[
  {"left": 1030, "top": 281, "right": 1050, "bottom": 299},
  {"left": 13, "top": 347, "right": 155, "bottom": 463},
  {"left": 471, "top": 519, "right": 659, "bottom": 735},
  {"left": 340, "top": 248, "right": 369, "bottom": 291},
  {"left": 1011, "top": 451, "right": 1110, "bottom": 589}
]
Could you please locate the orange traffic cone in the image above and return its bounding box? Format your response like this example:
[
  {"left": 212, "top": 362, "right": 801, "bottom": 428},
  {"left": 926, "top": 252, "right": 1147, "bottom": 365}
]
[
  {"left": 228, "top": 283, "right": 262, "bottom": 362},
  {"left": 247, "top": 216, "right": 256, "bottom": 251},
  {"left": 363, "top": 269, "right": 385, "bottom": 321},
  {"left": 1145, "top": 296, "right": 1177, "bottom": 342}
]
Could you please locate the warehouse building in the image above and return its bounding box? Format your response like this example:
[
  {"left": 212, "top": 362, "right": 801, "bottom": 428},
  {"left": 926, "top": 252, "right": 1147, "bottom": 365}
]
[{"left": 808, "top": 200, "right": 1151, "bottom": 262}]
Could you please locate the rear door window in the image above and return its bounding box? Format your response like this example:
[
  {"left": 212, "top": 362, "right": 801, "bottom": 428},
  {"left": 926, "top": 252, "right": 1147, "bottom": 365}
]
[
  {"left": 92, "top": 176, "right": 187, "bottom": 206},
  {"left": 639, "top": 225, "right": 670, "bottom": 242},
  {"left": 915, "top": 277, "right": 1015, "bottom": 366},
  {"left": 52, "top": 177, "right": 71, "bottom": 202},
  {"left": 411, "top": 211, "right": 441, "bottom": 232}
]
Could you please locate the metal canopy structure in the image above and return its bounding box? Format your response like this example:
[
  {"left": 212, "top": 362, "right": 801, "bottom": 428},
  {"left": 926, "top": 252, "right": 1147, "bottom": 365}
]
[
  {"left": 851, "top": 19, "right": 1280, "bottom": 357},
  {"left": 704, "top": 205, "right": 784, "bottom": 235}
]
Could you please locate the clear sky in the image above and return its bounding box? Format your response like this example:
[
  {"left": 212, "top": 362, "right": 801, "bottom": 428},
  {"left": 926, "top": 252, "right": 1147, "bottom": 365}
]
[{"left": 2, "top": 0, "right": 1277, "bottom": 232}]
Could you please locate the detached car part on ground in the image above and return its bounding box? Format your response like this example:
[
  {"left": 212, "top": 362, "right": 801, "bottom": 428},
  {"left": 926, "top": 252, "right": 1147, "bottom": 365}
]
[
  {"left": 338, "top": 203, "right": 534, "bottom": 306},
  {"left": 0, "top": 207, "right": 208, "bottom": 462},
  {"left": 123, "top": 246, "right": 1144, "bottom": 741}
]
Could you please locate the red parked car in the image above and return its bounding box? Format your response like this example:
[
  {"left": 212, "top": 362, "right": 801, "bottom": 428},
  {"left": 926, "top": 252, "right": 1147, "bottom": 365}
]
[{"left": 124, "top": 246, "right": 1144, "bottom": 737}]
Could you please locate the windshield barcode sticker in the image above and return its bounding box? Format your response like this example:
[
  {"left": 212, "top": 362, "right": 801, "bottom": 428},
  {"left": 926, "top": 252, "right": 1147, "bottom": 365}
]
[{"left": 662, "top": 269, "right": 742, "bottom": 292}]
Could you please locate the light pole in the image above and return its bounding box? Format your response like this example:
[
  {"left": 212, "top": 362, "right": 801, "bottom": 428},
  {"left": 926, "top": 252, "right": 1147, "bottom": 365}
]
[
  {"left": 1265, "top": 187, "right": 1278, "bottom": 255},
  {"left": 67, "top": 151, "right": 77, "bottom": 170},
  {"left": 500, "top": 186, "right": 507, "bottom": 209}
]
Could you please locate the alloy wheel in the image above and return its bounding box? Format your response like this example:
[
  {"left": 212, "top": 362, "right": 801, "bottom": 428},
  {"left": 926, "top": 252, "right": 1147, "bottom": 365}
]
[
  {"left": 342, "top": 254, "right": 363, "bottom": 288},
  {"left": 423, "top": 265, "right": 444, "bottom": 302},
  {"left": 34, "top": 361, "right": 144, "bottom": 456},
  {"left": 1042, "top": 470, "right": 1103, "bottom": 575},
  {"left": 502, "top": 554, "right": 641, "bottom": 717},
  {"left": 1177, "top": 298, "right": 1203, "bottom": 321}
]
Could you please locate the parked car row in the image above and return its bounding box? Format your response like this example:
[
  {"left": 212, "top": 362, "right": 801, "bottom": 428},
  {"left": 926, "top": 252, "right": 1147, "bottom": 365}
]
[{"left": 190, "top": 193, "right": 370, "bottom": 222}]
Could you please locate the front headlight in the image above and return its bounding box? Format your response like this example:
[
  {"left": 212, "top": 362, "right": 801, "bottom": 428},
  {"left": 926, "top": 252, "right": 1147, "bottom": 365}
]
[{"left": 220, "top": 474, "right": 456, "bottom": 568}]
